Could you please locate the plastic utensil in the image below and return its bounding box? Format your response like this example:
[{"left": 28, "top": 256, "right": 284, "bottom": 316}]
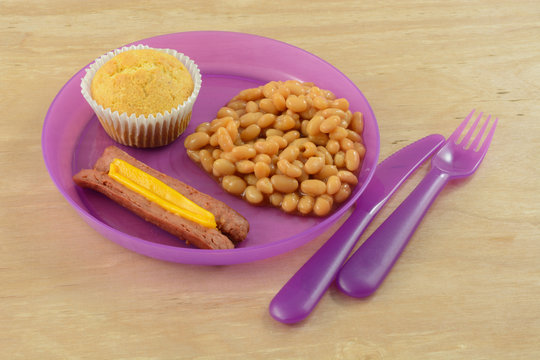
[
  {"left": 336, "top": 110, "right": 498, "bottom": 298},
  {"left": 269, "top": 134, "right": 445, "bottom": 324}
]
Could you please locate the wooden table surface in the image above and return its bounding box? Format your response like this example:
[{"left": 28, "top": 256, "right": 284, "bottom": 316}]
[{"left": 2, "top": 1, "right": 539, "bottom": 358}]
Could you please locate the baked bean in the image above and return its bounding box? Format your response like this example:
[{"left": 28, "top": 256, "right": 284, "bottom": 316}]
[
  {"left": 217, "top": 107, "right": 239, "bottom": 120},
  {"left": 267, "top": 135, "right": 288, "bottom": 149},
  {"left": 272, "top": 92, "right": 287, "bottom": 111},
  {"left": 212, "top": 158, "right": 236, "bottom": 177},
  {"left": 236, "top": 109, "right": 246, "bottom": 118},
  {"left": 222, "top": 175, "right": 247, "bottom": 195},
  {"left": 227, "top": 100, "right": 247, "bottom": 110},
  {"left": 210, "top": 116, "right": 233, "bottom": 133},
  {"left": 217, "top": 127, "right": 234, "bottom": 152},
  {"left": 300, "top": 179, "right": 326, "bottom": 197},
  {"left": 334, "top": 183, "right": 352, "bottom": 203},
  {"left": 244, "top": 173, "right": 258, "bottom": 186},
  {"left": 212, "top": 149, "right": 222, "bottom": 160},
  {"left": 354, "top": 142, "right": 366, "bottom": 160},
  {"left": 300, "top": 106, "right": 317, "bottom": 121},
  {"left": 308, "top": 133, "right": 329, "bottom": 146},
  {"left": 254, "top": 161, "right": 271, "bottom": 178},
  {"left": 334, "top": 151, "right": 345, "bottom": 168},
  {"left": 281, "top": 193, "right": 299, "bottom": 212},
  {"left": 308, "top": 86, "right": 323, "bottom": 98},
  {"left": 306, "top": 114, "right": 324, "bottom": 136},
  {"left": 254, "top": 153, "right": 272, "bottom": 164},
  {"left": 286, "top": 95, "right": 308, "bottom": 113},
  {"left": 297, "top": 195, "right": 315, "bottom": 214},
  {"left": 271, "top": 175, "right": 298, "bottom": 193},
  {"left": 322, "top": 108, "right": 346, "bottom": 119},
  {"left": 326, "top": 175, "right": 341, "bottom": 195},
  {"left": 292, "top": 159, "right": 304, "bottom": 171},
  {"left": 302, "top": 141, "right": 317, "bottom": 157},
  {"left": 245, "top": 101, "right": 259, "bottom": 113},
  {"left": 277, "top": 159, "right": 302, "bottom": 178},
  {"left": 220, "top": 151, "right": 238, "bottom": 163},
  {"left": 254, "top": 140, "right": 279, "bottom": 155},
  {"left": 257, "top": 113, "right": 276, "bottom": 128},
  {"left": 238, "top": 87, "right": 263, "bottom": 101},
  {"left": 283, "top": 130, "right": 301, "bottom": 144},
  {"left": 262, "top": 81, "right": 277, "bottom": 98},
  {"left": 315, "top": 165, "right": 338, "bottom": 180},
  {"left": 319, "top": 115, "right": 340, "bottom": 133},
  {"left": 244, "top": 185, "right": 264, "bottom": 204},
  {"left": 329, "top": 126, "right": 348, "bottom": 141},
  {"left": 209, "top": 132, "right": 219, "bottom": 147},
  {"left": 304, "top": 156, "right": 325, "bottom": 174},
  {"left": 312, "top": 96, "right": 329, "bottom": 110},
  {"left": 236, "top": 160, "right": 255, "bottom": 174},
  {"left": 322, "top": 89, "right": 336, "bottom": 100},
  {"left": 274, "top": 115, "right": 296, "bottom": 131},
  {"left": 240, "top": 112, "right": 263, "bottom": 127},
  {"left": 300, "top": 119, "right": 309, "bottom": 136},
  {"left": 345, "top": 149, "right": 361, "bottom": 171},
  {"left": 313, "top": 195, "right": 332, "bottom": 216},
  {"left": 344, "top": 130, "right": 361, "bottom": 144},
  {"left": 317, "top": 146, "right": 334, "bottom": 165},
  {"left": 196, "top": 122, "right": 211, "bottom": 133},
  {"left": 256, "top": 177, "right": 274, "bottom": 194},
  {"left": 279, "top": 145, "right": 300, "bottom": 162},
  {"left": 331, "top": 98, "right": 349, "bottom": 111},
  {"left": 350, "top": 111, "right": 364, "bottom": 134},
  {"left": 338, "top": 170, "right": 359, "bottom": 185},
  {"left": 258, "top": 99, "right": 279, "bottom": 115},
  {"left": 340, "top": 137, "right": 355, "bottom": 151},
  {"left": 226, "top": 121, "right": 239, "bottom": 142},
  {"left": 240, "top": 124, "right": 261, "bottom": 142},
  {"left": 265, "top": 128, "right": 284, "bottom": 137},
  {"left": 231, "top": 144, "right": 256, "bottom": 160},
  {"left": 199, "top": 149, "right": 214, "bottom": 173},
  {"left": 326, "top": 139, "right": 340, "bottom": 155},
  {"left": 284, "top": 80, "right": 304, "bottom": 96},
  {"left": 184, "top": 132, "right": 210, "bottom": 150},
  {"left": 290, "top": 137, "right": 309, "bottom": 148},
  {"left": 269, "top": 193, "right": 283, "bottom": 207},
  {"left": 277, "top": 84, "right": 291, "bottom": 98},
  {"left": 186, "top": 149, "right": 200, "bottom": 163}
]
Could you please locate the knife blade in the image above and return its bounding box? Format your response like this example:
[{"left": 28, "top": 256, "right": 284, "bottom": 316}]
[{"left": 269, "top": 134, "right": 445, "bottom": 324}]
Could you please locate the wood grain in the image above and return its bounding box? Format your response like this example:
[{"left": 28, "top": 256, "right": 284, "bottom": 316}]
[{"left": 1, "top": 0, "right": 539, "bottom": 358}]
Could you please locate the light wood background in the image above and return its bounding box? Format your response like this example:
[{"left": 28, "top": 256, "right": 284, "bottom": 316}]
[{"left": 1, "top": 1, "right": 539, "bottom": 359}]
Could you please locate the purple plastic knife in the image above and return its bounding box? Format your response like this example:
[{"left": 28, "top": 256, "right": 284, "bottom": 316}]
[{"left": 269, "top": 134, "right": 445, "bottom": 324}]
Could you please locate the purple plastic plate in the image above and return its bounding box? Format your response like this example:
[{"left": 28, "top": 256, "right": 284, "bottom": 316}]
[{"left": 42, "top": 31, "right": 380, "bottom": 265}]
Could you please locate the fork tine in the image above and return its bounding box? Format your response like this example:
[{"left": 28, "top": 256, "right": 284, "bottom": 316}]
[
  {"left": 478, "top": 117, "right": 498, "bottom": 153},
  {"left": 469, "top": 114, "right": 491, "bottom": 150},
  {"left": 448, "top": 109, "right": 475, "bottom": 143},
  {"left": 460, "top": 111, "right": 484, "bottom": 146}
]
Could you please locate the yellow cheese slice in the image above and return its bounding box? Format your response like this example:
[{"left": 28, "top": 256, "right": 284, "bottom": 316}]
[{"left": 108, "top": 158, "right": 217, "bottom": 229}]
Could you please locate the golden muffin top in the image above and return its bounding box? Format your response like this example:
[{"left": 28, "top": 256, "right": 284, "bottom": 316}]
[{"left": 90, "top": 49, "right": 194, "bottom": 116}]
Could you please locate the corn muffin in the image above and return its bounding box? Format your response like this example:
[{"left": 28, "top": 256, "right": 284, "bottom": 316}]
[
  {"left": 80, "top": 45, "right": 202, "bottom": 148},
  {"left": 91, "top": 49, "right": 194, "bottom": 117}
]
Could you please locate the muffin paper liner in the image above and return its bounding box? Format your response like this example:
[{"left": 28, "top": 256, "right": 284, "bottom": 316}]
[{"left": 80, "top": 44, "right": 202, "bottom": 148}]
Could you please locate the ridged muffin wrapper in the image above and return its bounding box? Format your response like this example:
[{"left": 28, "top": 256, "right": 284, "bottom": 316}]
[{"left": 80, "top": 44, "right": 202, "bottom": 148}]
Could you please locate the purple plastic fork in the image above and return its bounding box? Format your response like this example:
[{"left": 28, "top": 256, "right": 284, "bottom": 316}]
[{"left": 336, "top": 110, "right": 498, "bottom": 298}]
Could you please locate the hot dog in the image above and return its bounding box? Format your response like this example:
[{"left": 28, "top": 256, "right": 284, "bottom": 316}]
[{"left": 73, "top": 146, "right": 249, "bottom": 250}]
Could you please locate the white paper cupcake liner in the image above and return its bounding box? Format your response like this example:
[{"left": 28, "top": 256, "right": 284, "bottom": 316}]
[{"left": 80, "top": 44, "right": 202, "bottom": 148}]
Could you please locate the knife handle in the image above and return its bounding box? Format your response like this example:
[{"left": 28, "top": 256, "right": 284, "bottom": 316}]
[
  {"left": 269, "top": 208, "right": 372, "bottom": 324},
  {"left": 336, "top": 168, "right": 449, "bottom": 298}
]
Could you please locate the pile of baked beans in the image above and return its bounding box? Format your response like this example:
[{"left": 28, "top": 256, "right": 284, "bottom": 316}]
[{"left": 184, "top": 80, "right": 365, "bottom": 216}]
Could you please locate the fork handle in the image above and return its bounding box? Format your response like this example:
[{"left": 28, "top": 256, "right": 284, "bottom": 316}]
[{"left": 336, "top": 168, "right": 450, "bottom": 298}]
